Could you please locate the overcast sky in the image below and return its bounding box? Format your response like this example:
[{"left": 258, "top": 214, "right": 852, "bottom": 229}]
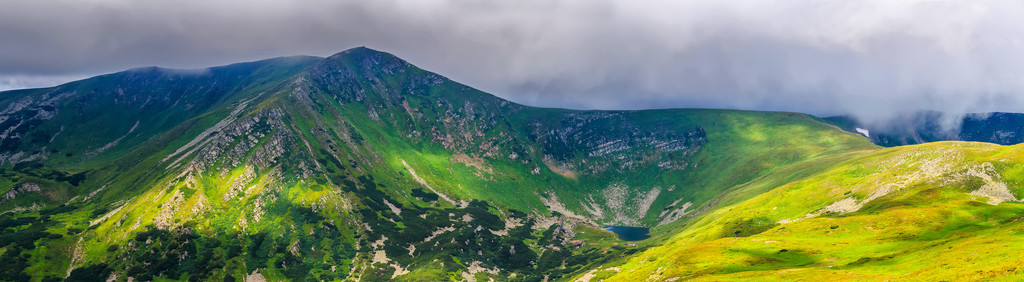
[{"left": 3, "top": 0, "right": 1024, "bottom": 125}]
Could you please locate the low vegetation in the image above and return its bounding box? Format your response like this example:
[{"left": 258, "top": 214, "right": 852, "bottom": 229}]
[{"left": 2, "top": 47, "right": 1020, "bottom": 281}]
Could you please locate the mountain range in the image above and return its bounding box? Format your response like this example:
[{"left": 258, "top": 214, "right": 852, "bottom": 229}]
[
  {"left": 2, "top": 47, "right": 1023, "bottom": 281},
  {"left": 826, "top": 112, "right": 1024, "bottom": 147}
]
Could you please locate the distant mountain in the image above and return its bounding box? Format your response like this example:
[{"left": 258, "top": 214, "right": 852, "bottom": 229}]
[
  {"left": 3, "top": 47, "right": 1024, "bottom": 281},
  {"left": 825, "top": 111, "right": 1024, "bottom": 146}
]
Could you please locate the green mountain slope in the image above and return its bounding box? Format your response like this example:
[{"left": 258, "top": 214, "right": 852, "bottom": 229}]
[
  {"left": 0, "top": 47, "right": 899, "bottom": 281},
  {"left": 0, "top": 56, "right": 321, "bottom": 210},
  {"left": 602, "top": 141, "right": 1024, "bottom": 281}
]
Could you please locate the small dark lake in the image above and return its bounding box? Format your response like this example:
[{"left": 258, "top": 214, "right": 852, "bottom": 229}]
[{"left": 604, "top": 226, "right": 650, "bottom": 241}]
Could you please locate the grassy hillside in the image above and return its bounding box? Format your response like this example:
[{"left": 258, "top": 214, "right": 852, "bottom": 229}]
[
  {"left": 0, "top": 47, "right": 907, "bottom": 281},
  {"left": 0, "top": 56, "right": 321, "bottom": 210},
  {"left": 602, "top": 141, "right": 1024, "bottom": 280},
  {"left": 291, "top": 48, "right": 878, "bottom": 229}
]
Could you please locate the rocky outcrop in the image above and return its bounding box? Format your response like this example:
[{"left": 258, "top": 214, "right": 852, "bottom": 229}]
[{"left": 1, "top": 182, "right": 42, "bottom": 202}]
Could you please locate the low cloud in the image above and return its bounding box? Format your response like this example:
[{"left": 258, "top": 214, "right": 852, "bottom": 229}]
[
  {"left": 0, "top": 75, "right": 87, "bottom": 92},
  {"left": 3, "top": 0, "right": 1024, "bottom": 125}
]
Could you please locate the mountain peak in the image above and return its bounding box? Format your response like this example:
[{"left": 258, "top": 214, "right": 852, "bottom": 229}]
[
  {"left": 305, "top": 46, "right": 413, "bottom": 80},
  {"left": 8, "top": 42, "right": 1013, "bottom": 281},
  {"left": 339, "top": 46, "right": 377, "bottom": 54},
  {"left": 328, "top": 46, "right": 403, "bottom": 63}
]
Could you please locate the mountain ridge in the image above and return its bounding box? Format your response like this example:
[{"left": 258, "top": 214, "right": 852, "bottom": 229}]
[
  {"left": 6, "top": 47, "right": 1017, "bottom": 281},
  {"left": 826, "top": 111, "right": 1024, "bottom": 147}
]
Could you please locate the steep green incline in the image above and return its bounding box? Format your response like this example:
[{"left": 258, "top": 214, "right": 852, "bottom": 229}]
[
  {"left": 293, "top": 48, "right": 877, "bottom": 228},
  {"left": 0, "top": 56, "right": 320, "bottom": 209},
  {"left": 0, "top": 47, "right": 876, "bottom": 281},
  {"left": 601, "top": 141, "right": 1024, "bottom": 281},
  {"left": 0, "top": 56, "right": 321, "bottom": 166}
]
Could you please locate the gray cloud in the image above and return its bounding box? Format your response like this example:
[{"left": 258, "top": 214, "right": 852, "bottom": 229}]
[{"left": 3, "top": 0, "right": 1024, "bottom": 125}]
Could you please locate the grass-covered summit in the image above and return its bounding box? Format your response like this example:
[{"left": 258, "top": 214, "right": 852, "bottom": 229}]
[{"left": 5, "top": 47, "right": 1013, "bottom": 281}]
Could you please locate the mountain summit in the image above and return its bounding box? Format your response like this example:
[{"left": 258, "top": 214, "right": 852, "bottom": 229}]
[{"left": 2, "top": 48, "right": 1023, "bottom": 280}]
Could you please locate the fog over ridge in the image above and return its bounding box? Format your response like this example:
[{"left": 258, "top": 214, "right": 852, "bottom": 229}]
[{"left": 2, "top": 0, "right": 1024, "bottom": 128}]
